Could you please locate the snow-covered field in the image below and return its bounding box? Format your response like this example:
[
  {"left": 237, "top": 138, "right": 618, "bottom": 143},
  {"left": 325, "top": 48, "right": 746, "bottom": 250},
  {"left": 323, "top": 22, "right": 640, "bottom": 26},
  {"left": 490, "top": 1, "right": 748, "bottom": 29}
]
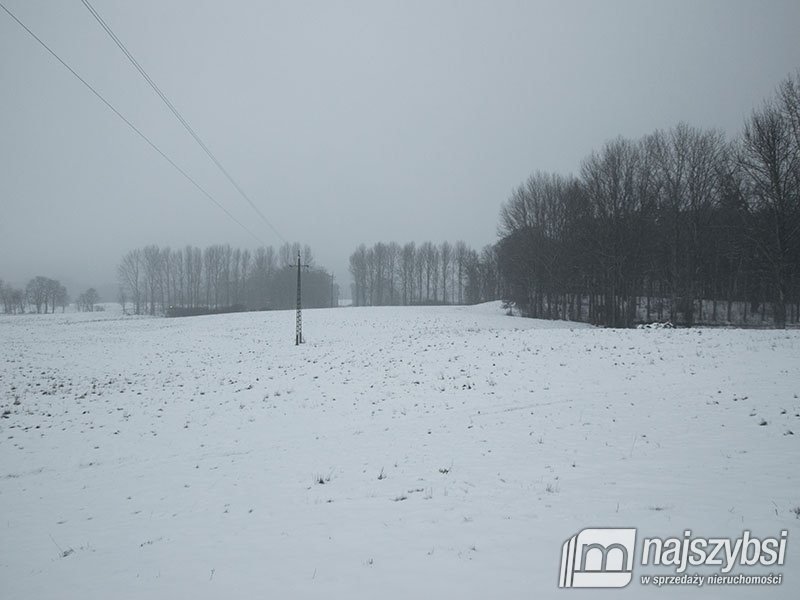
[{"left": 1, "top": 303, "right": 798, "bottom": 599}]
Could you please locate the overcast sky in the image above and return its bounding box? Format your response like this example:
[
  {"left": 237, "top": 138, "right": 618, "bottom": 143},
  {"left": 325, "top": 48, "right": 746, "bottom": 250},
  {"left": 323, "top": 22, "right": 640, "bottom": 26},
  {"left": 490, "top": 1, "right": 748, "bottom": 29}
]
[{"left": 1, "top": 0, "right": 799, "bottom": 296}]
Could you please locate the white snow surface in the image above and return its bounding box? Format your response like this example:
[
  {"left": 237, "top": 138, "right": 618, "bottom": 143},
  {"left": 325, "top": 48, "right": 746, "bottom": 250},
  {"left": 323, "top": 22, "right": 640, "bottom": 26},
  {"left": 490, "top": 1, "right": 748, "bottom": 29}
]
[{"left": 1, "top": 302, "right": 798, "bottom": 599}]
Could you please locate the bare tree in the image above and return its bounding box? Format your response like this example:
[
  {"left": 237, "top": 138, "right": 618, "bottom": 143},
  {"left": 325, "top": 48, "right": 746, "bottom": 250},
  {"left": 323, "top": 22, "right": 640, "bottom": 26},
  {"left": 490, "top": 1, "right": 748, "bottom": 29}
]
[
  {"left": 76, "top": 288, "right": 100, "bottom": 312},
  {"left": 203, "top": 245, "right": 224, "bottom": 309},
  {"left": 454, "top": 240, "right": 468, "bottom": 304},
  {"left": 278, "top": 243, "right": 293, "bottom": 268},
  {"left": 778, "top": 70, "right": 800, "bottom": 153},
  {"left": 414, "top": 245, "right": 425, "bottom": 304},
  {"left": 240, "top": 248, "right": 251, "bottom": 306},
  {"left": 386, "top": 242, "right": 399, "bottom": 305},
  {"left": 0, "top": 279, "right": 23, "bottom": 314},
  {"left": 56, "top": 284, "right": 68, "bottom": 313},
  {"left": 739, "top": 98, "right": 799, "bottom": 327},
  {"left": 118, "top": 285, "right": 128, "bottom": 315},
  {"left": 400, "top": 242, "right": 415, "bottom": 305},
  {"left": 349, "top": 244, "right": 368, "bottom": 307},
  {"left": 26, "top": 276, "right": 50, "bottom": 313},
  {"left": 419, "top": 242, "right": 436, "bottom": 302},
  {"left": 140, "top": 245, "right": 162, "bottom": 315},
  {"left": 440, "top": 241, "right": 452, "bottom": 304}
]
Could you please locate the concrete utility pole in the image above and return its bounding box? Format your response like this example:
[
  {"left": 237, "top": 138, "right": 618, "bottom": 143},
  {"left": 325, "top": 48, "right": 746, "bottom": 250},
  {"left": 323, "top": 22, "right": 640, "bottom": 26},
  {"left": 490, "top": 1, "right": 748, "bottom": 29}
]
[{"left": 295, "top": 251, "right": 309, "bottom": 345}]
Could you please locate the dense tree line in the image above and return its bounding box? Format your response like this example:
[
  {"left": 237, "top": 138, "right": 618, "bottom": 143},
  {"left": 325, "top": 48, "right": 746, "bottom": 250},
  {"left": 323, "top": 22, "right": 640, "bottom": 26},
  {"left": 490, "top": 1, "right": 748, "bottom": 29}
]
[
  {"left": 118, "top": 243, "right": 337, "bottom": 316},
  {"left": 348, "top": 241, "right": 500, "bottom": 306},
  {"left": 0, "top": 276, "right": 68, "bottom": 314},
  {"left": 496, "top": 71, "right": 800, "bottom": 328}
]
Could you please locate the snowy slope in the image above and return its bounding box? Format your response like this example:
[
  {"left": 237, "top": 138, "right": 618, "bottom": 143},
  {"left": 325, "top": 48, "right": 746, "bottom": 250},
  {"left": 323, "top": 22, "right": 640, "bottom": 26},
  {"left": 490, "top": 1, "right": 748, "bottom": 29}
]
[{"left": 0, "top": 304, "right": 798, "bottom": 599}]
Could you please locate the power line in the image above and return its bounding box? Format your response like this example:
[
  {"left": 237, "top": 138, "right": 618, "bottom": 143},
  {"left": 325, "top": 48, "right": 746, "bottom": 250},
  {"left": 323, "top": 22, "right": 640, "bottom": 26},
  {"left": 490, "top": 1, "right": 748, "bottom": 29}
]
[
  {"left": 0, "top": 1, "right": 267, "bottom": 246},
  {"left": 80, "top": 0, "right": 288, "bottom": 244}
]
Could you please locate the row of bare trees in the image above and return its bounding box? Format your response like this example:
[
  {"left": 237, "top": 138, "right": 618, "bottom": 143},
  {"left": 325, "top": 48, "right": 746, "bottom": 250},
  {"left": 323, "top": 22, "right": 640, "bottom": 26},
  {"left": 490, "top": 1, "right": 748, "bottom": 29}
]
[
  {"left": 118, "top": 243, "right": 336, "bottom": 316},
  {"left": 497, "top": 72, "right": 800, "bottom": 328},
  {"left": 348, "top": 241, "right": 500, "bottom": 306},
  {"left": 0, "top": 276, "right": 69, "bottom": 314}
]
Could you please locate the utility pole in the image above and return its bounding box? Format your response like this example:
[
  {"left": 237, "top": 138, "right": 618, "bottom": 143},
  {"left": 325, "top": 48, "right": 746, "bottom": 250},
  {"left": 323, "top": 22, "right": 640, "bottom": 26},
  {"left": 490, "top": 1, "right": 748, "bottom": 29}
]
[
  {"left": 330, "top": 272, "right": 336, "bottom": 308},
  {"left": 295, "top": 251, "right": 309, "bottom": 345}
]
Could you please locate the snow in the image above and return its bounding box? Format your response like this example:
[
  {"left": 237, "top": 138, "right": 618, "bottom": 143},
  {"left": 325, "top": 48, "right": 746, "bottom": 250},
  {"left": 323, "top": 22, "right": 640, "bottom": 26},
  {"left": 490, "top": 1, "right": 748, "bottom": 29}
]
[{"left": 1, "top": 304, "right": 798, "bottom": 599}]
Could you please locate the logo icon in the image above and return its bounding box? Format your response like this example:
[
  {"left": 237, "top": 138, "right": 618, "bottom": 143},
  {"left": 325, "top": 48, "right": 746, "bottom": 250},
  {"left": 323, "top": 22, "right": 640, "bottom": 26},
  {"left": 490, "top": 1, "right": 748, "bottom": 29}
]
[{"left": 559, "top": 528, "right": 637, "bottom": 588}]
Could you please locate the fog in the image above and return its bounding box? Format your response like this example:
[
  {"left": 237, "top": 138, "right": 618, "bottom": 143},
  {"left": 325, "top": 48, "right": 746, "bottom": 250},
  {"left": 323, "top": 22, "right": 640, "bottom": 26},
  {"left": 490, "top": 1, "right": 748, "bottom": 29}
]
[{"left": 1, "top": 0, "right": 799, "bottom": 298}]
